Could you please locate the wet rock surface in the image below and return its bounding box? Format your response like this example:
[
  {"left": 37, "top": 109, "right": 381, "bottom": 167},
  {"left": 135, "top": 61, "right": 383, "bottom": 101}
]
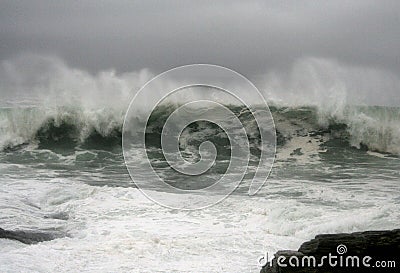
[
  {"left": 0, "top": 227, "right": 60, "bottom": 244},
  {"left": 261, "top": 229, "right": 400, "bottom": 272}
]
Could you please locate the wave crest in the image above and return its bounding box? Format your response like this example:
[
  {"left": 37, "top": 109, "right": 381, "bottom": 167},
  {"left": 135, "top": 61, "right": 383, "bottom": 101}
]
[{"left": 0, "top": 104, "right": 399, "bottom": 156}]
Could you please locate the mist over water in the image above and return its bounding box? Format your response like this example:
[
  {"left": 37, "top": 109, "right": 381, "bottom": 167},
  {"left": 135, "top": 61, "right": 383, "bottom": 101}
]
[
  {"left": 261, "top": 57, "right": 400, "bottom": 107},
  {"left": 2, "top": 54, "right": 400, "bottom": 106}
]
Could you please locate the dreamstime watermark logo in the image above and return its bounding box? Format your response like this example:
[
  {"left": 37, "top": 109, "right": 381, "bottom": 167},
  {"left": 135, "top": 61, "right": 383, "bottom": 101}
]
[
  {"left": 122, "top": 64, "right": 276, "bottom": 210},
  {"left": 336, "top": 244, "right": 347, "bottom": 255},
  {"left": 258, "top": 244, "right": 396, "bottom": 269}
]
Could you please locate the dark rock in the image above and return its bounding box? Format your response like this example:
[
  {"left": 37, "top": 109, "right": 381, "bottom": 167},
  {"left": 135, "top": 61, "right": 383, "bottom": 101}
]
[
  {"left": 261, "top": 229, "right": 400, "bottom": 273},
  {"left": 0, "top": 227, "right": 60, "bottom": 244}
]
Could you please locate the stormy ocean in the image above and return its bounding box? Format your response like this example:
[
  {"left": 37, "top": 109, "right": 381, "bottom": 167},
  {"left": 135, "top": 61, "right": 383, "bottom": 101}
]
[
  {"left": 2, "top": 0, "right": 400, "bottom": 271},
  {"left": 1, "top": 88, "right": 399, "bottom": 272}
]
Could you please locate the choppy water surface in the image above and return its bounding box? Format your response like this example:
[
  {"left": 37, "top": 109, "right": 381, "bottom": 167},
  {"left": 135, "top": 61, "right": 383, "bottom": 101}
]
[{"left": 0, "top": 104, "right": 399, "bottom": 272}]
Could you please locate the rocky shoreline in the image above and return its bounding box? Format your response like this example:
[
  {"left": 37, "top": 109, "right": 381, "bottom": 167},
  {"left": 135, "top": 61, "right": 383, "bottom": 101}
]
[{"left": 261, "top": 229, "right": 400, "bottom": 273}]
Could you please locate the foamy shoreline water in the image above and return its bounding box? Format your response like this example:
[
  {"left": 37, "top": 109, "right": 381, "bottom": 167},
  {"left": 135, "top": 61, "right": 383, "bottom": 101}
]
[{"left": 1, "top": 150, "right": 399, "bottom": 272}]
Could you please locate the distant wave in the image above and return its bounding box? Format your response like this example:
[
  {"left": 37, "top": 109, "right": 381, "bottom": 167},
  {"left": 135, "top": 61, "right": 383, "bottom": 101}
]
[{"left": 0, "top": 104, "right": 399, "bottom": 155}]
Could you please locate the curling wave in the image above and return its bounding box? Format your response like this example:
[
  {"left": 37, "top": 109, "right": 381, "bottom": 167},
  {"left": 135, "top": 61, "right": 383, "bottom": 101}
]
[{"left": 0, "top": 104, "right": 399, "bottom": 155}]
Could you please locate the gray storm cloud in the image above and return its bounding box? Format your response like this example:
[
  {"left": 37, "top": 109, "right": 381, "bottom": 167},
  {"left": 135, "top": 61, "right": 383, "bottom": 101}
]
[{"left": 0, "top": 0, "right": 399, "bottom": 106}]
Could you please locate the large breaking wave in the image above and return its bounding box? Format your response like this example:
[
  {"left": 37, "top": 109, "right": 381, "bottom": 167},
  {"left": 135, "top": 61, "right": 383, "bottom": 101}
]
[
  {"left": 0, "top": 54, "right": 399, "bottom": 155},
  {"left": 0, "top": 104, "right": 399, "bottom": 156}
]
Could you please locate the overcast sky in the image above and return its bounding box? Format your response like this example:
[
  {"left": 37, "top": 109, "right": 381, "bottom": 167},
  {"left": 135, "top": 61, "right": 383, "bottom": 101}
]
[{"left": 1, "top": 0, "right": 399, "bottom": 105}]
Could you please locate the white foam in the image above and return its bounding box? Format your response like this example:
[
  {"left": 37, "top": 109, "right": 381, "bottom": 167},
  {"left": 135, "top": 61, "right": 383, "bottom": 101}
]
[{"left": 1, "top": 169, "right": 399, "bottom": 272}]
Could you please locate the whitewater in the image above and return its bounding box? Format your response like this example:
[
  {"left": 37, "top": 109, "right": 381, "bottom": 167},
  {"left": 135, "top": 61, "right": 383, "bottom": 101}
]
[{"left": 0, "top": 55, "right": 399, "bottom": 272}]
